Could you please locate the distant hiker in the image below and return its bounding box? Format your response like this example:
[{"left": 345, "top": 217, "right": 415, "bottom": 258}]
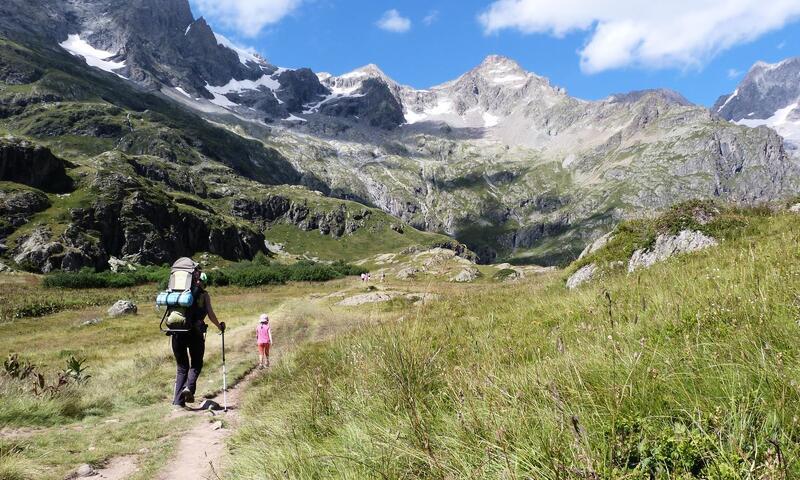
[
  {"left": 360, "top": 273, "right": 366, "bottom": 283},
  {"left": 380, "top": 272, "right": 385, "bottom": 283},
  {"left": 256, "top": 313, "right": 272, "bottom": 369},
  {"left": 165, "top": 258, "right": 225, "bottom": 409}
]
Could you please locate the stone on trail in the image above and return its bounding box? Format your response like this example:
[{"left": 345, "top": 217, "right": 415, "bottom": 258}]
[
  {"left": 108, "top": 300, "right": 137, "bottom": 317},
  {"left": 211, "top": 421, "right": 224, "bottom": 430},
  {"left": 75, "top": 464, "right": 94, "bottom": 477}
]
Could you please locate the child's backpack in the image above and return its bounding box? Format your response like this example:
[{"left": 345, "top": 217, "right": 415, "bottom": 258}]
[{"left": 156, "top": 257, "right": 198, "bottom": 333}]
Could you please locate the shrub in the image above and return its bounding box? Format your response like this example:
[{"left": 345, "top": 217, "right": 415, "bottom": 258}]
[
  {"left": 40, "top": 260, "right": 363, "bottom": 289},
  {"left": 42, "top": 266, "right": 169, "bottom": 289}
]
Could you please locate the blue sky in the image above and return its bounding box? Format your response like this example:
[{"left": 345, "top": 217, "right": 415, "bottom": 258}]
[{"left": 189, "top": 0, "right": 800, "bottom": 106}]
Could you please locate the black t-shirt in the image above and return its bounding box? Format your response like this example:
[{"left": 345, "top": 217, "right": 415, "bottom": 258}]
[{"left": 187, "top": 287, "right": 209, "bottom": 327}]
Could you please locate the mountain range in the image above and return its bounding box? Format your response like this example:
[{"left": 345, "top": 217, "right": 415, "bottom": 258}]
[{"left": 1, "top": 0, "right": 799, "bottom": 271}]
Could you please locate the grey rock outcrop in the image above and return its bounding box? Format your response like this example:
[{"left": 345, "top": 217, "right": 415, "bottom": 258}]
[
  {"left": 566, "top": 263, "right": 597, "bottom": 290},
  {"left": 337, "top": 292, "right": 393, "bottom": 306},
  {"left": 0, "top": 189, "right": 50, "bottom": 239},
  {"left": 231, "top": 196, "right": 372, "bottom": 238},
  {"left": 13, "top": 227, "right": 65, "bottom": 273},
  {"left": 578, "top": 232, "right": 614, "bottom": 260},
  {"left": 108, "top": 300, "right": 137, "bottom": 317},
  {"left": 0, "top": 138, "right": 73, "bottom": 193},
  {"left": 628, "top": 230, "right": 718, "bottom": 272},
  {"left": 789, "top": 203, "right": 800, "bottom": 213},
  {"left": 318, "top": 78, "right": 405, "bottom": 130},
  {"left": 451, "top": 267, "right": 479, "bottom": 283},
  {"left": 396, "top": 266, "right": 419, "bottom": 280}
]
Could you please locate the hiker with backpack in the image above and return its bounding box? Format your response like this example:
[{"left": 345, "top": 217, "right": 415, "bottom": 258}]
[{"left": 158, "top": 258, "right": 225, "bottom": 409}]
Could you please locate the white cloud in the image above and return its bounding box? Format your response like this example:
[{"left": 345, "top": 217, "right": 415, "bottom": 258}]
[
  {"left": 727, "top": 68, "right": 743, "bottom": 79},
  {"left": 377, "top": 9, "right": 411, "bottom": 33},
  {"left": 479, "top": 0, "right": 800, "bottom": 73},
  {"left": 193, "top": 0, "right": 301, "bottom": 37},
  {"left": 423, "top": 10, "right": 439, "bottom": 26}
]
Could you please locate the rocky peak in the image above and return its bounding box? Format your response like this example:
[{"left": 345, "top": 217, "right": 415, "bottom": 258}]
[
  {"left": 713, "top": 56, "right": 800, "bottom": 151},
  {"left": 714, "top": 57, "right": 800, "bottom": 121},
  {"left": 607, "top": 89, "right": 693, "bottom": 107}
]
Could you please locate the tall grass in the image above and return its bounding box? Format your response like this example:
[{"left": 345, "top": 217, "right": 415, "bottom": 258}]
[{"left": 228, "top": 212, "right": 800, "bottom": 478}]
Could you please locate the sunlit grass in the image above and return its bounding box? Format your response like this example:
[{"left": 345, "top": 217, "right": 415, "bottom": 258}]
[{"left": 228, "top": 211, "right": 800, "bottom": 478}]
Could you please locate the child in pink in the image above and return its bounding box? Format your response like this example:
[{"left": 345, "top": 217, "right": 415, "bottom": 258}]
[{"left": 257, "top": 314, "right": 272, "bottom": 368}]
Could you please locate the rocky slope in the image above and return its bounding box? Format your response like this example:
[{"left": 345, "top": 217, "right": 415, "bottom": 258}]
[
  {"left": 0, "top": 37, "right": 459, "bottom": 272},
  {"left": 714, "top": 57, "right": 800, "bottom": 151},
  {"left": 1, "top": 0, "right": 799, "bottom": 269},
  {"left": 272, "top": 56, "right": 799, "bottom": 263}
]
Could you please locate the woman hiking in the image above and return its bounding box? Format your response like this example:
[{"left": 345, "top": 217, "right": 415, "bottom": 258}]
[{"left": 170, "top": 259, "right": 225, "bottom": 409}]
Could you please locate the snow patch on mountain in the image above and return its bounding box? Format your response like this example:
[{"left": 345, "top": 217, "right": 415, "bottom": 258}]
[
  {"left": 59, "top": 34, "right": 126, "bottom": 74},
  {"left": 737, "top": 102, "right": 800, "bottom": 148},
  {"left": 175, "top": 86, "right": 192, "bottom": 98},
  {"left": 206, "top": 75, "right": 280, "bottom": 94},
  {"left": 482, "top": 112, "right": 500, "bottom": 127},
  {"left": 214, "top": 33, "right": 263, "bottom": 66},
  {"left": 717, "top": 89, "right": 738, "bottom": 113},
  {"left": 203, "top": 83, "right": 239, "bottom": 108}
]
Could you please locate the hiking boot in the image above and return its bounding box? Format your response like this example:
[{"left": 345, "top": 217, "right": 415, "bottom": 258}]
[{"left": 180, "top": 387, "right": 194, "bottom": 404}]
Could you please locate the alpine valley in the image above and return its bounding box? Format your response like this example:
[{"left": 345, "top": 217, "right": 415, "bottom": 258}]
[{"left": 1, "top": 0, "right": 799, "bottom": 271}]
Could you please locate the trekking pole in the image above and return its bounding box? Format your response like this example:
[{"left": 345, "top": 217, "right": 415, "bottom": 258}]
[{"left": 221, "top": 328, "right": 228, "bottom": 412}]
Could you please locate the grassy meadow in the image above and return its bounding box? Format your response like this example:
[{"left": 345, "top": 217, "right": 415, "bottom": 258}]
[
  {"left": 227, "top": 209, "right": 800, "bottom": 479},
  {"left": 1, "top": 205, "right": 798, "bottom": 479},
  {"left": 0, "top": 272, "right": 443, "bottom": 479}
]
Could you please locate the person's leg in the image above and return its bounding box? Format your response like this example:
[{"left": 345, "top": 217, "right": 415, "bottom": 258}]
[
  {"left": 258, "top": 344, "right": 266, "bottom": 367},
  {"left": 171, "top": 334, "right": 190, "bottom": 405},
  {"left": 185, "top": 332, "right": 205, "bottom": 398},
  {"left": 265, "top": 343, "right": 271, "bottom": 367}
]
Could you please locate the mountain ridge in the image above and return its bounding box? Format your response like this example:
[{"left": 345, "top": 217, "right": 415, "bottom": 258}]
[{"left": 1, "top": 0, "right": 799, "bottom": 268}]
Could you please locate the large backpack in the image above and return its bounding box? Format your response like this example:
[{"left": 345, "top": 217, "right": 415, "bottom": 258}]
[{"left": 156, "top": 257, "right": 199, "bottom": 333}]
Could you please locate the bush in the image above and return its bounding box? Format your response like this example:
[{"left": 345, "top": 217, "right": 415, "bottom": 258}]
[
  {"left": 41, "top": 261, "right": 364, "bottom": 289},
  {"left": 42, "top": 266, "right": 169, "bottom": 289}
]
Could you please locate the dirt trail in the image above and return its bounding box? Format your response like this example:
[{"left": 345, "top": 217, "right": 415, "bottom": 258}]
[
  {"left": 154, "top": 367, "right": 262, "bottom": 480},
  {"left": 88, "top": 456, "right": 139, "bottom": 479}
]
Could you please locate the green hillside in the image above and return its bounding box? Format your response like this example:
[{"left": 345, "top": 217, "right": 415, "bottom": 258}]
[{"left": 228, "top": 205, "right": 800, "bottom": 478}]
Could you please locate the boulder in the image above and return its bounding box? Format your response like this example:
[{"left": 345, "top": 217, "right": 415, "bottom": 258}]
[
  {"left": 75, "top": 464, "right": 95, "bottom": 477},
  {"left": 566, "top": 263, "right": 597, "bottom": 289},
  {"left": 451, "top": 268, "right": 479, "bottom": 283},
  {"left": 337, "top": 292, "right": 394, "bottom": 306},
  {"left": 108, "top": 300, "right": 137, "bottom": 317},
  {"left": 396, "top": 266, "right": 419, "bottom": 280},
  {"left": 790, "top": 203, "right": 800, "bottom": 213},
  {"left": 628, "top": 230, "right": 718, "bottom": 272}
]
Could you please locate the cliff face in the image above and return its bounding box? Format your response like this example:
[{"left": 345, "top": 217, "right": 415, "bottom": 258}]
[{"left": 2, "top": 1, "right": 799, "bottom": 268}]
